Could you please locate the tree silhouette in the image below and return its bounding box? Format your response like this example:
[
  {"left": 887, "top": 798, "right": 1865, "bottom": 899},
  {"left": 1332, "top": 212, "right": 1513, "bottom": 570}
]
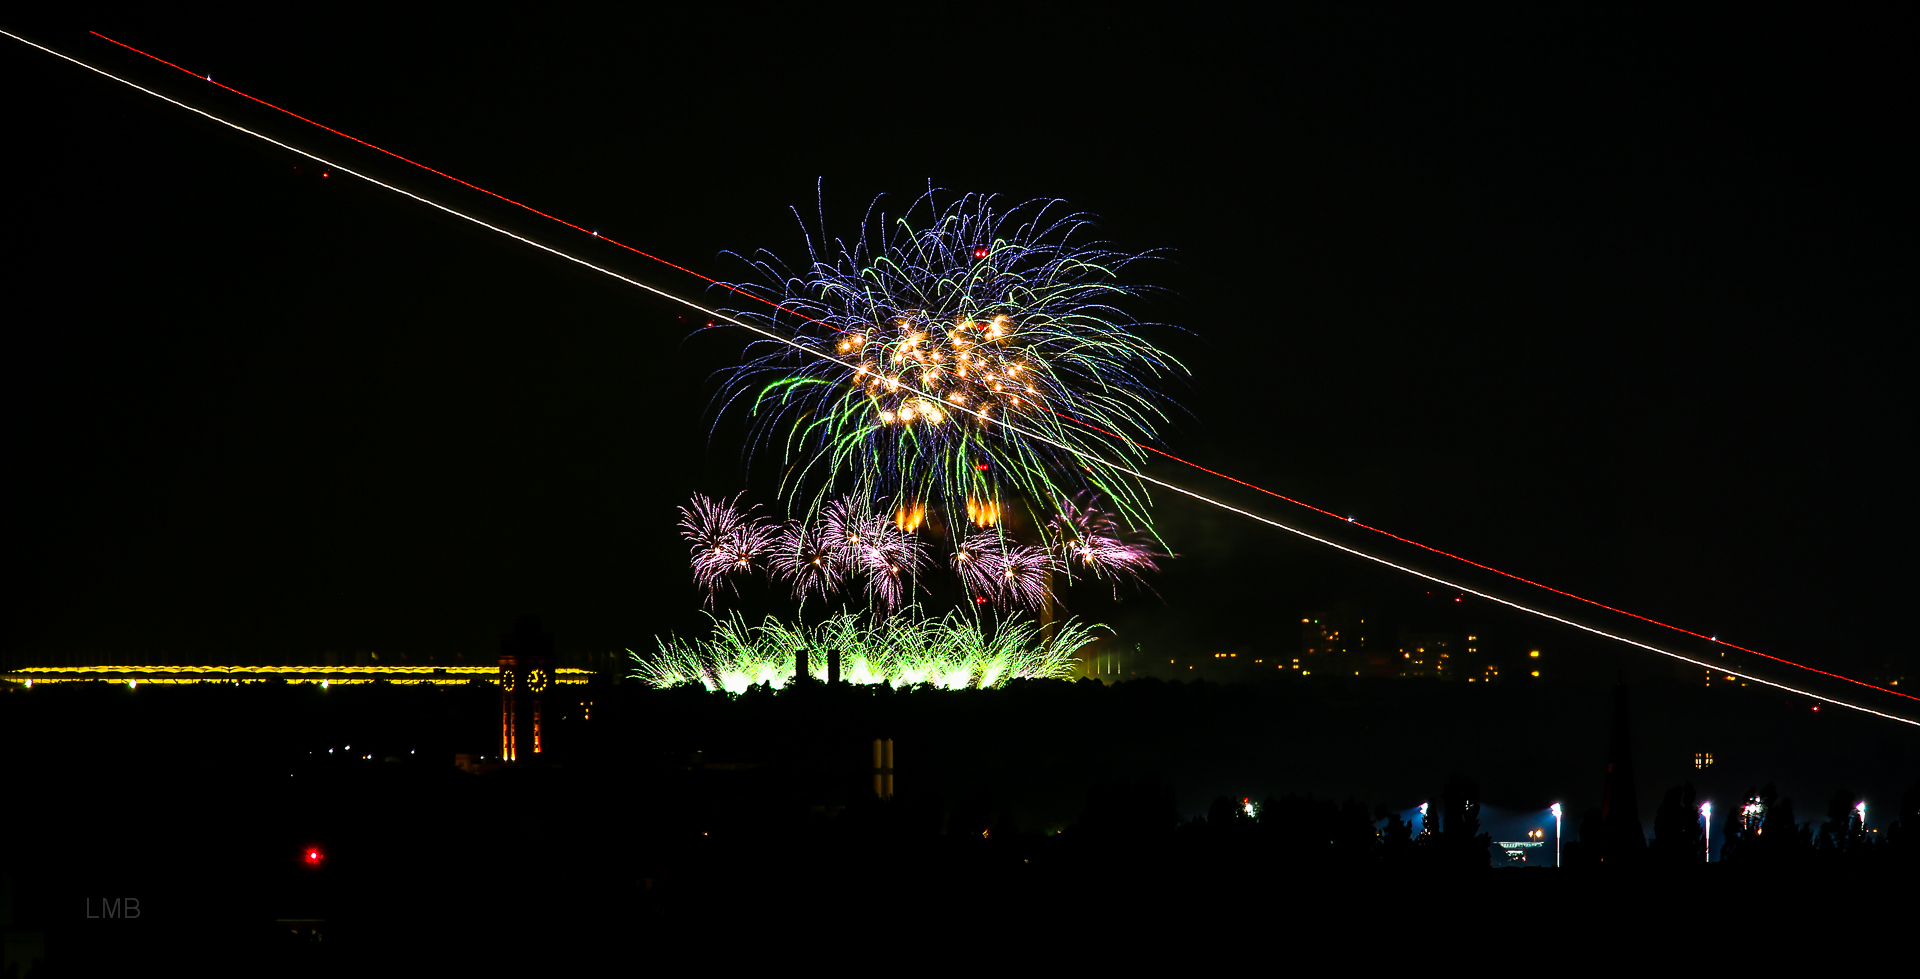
[
  {"left": 1334, "top": 797, "right": 1378, "bottom": 860},
  {"left": 1649, "top": 782, "right": 1703, "bottom": 866},
  {"left": 1813, "top": 787, "right": 1863, "bottom": 863},
  {"left": 1732, "top": 784, "right": 1811, "bottom": 868},
  {"left": 1717, "top": 784, "right": 1762, "bottom": 863},
  {"left": 1438, "top": 775, "right": 1492, "bottom": 869},
  {"left": 1377, "top": 807, "right": 1414, "bottom": 864}
]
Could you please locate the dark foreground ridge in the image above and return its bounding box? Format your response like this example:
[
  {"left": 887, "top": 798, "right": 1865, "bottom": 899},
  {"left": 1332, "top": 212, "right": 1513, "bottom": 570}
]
[{"left": 5, "top": 676, "right": 1912, "bottom": 971}]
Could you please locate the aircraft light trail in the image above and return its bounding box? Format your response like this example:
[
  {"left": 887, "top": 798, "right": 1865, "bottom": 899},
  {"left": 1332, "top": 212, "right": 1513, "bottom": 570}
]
[
  {"left": 6, "top": 27, "right": 1911, "bottom": 727},
  {"left": 77, "top": 30, "right": 1917, "bottom": 709}
]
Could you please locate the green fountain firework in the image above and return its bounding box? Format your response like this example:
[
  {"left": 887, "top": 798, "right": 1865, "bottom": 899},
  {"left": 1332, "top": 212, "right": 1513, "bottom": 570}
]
[{"left": 631, "top": 608, "right": 1103, "bottom": 693}]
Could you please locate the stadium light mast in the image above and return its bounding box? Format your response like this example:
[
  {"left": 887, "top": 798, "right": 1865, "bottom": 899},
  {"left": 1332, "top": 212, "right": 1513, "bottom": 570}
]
[
  {"left": 1550, "top": 802, "right": 1563, "bottom": 867},
  {"left": 1700, "top": 801, "right": 1712, "bottom": 862}
]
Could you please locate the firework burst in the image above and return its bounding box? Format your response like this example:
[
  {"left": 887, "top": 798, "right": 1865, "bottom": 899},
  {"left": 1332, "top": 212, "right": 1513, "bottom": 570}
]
[
  {"left": 678, "top": 493, "right": 775, "bottom": 601},
  {"left": 633, "top": 609, "right": 1103, "bottom": 693},
  {"left": 716, "top": 188, "right": 1186, "bottom": 533},
  {"left": 768, "top": 519, "right": 843, "bottom": 604},
  {"left": 1047, "top": 492, "right": 1160, "bottom": 586},
  {"left": 849, "top": 518, "right": 928, "bottom": 610},
  {"left": 950, "top": 531, "right": 1000, "bottom": 599},
  {"left": 987, "top": 541, "right": 1055, "bottom": 611},
  {"left": 678, "top": 491, "right": 1159, "bottom": 613}
]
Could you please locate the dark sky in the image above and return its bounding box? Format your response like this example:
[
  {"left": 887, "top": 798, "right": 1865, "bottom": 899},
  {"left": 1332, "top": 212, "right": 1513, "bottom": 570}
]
[{"left": 4, "top": 10, "right": 1912, "bottom": 732}]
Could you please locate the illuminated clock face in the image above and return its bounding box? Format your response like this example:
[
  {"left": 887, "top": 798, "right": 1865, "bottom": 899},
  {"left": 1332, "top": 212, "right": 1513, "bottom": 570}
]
[
  {"left": 529, "top": 668, "right": 549, "bottom": 692},
  {"left": 500, "top": 667, "right": 517, "bottom": 691}
]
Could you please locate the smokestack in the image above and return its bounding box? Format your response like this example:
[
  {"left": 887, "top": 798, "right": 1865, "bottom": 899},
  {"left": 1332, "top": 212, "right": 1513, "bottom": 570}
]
[
  {"left": 794, "top": 644, "right": 810, "bottom": 686},
  {"left": 872, "top": 738, "right": 895, "bottom": 799},
  {"left": 828, "top": 648, "right": 841, "bottom": 686}
]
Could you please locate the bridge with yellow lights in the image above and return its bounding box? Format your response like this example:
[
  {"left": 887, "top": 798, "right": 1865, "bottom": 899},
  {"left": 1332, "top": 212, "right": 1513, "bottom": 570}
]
[{"left": 1, "top": 665, "right": 595, "bottom": 687}]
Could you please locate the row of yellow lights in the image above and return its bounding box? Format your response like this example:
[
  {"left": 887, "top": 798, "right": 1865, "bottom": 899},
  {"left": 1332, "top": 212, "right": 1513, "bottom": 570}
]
[{"left": 4, "top": 665, "right": 593, "bottom": 686}]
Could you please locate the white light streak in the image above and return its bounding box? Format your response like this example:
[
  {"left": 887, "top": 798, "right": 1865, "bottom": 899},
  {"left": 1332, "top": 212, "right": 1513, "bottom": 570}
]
[{"left": 11, "top": 29, "right": 1913, "bottom": 730}]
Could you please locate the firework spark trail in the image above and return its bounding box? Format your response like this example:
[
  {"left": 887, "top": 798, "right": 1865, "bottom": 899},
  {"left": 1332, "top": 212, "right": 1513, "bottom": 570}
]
[
  {"left": 67, "top": 30, "right": 1913, "bottom": 705},
  {"left": 14, "top": 29, "right": 1911, "bottom": 725}
]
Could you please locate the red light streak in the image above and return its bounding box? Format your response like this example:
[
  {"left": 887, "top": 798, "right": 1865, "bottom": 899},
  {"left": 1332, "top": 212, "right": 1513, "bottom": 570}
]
[
  {"left": 42, "top": 30, "right": 1915, "bottom": 711},
  {"left": 1043, "top": 408, "right": 1918, "bottom": 704},
  {"left": 88, "top": 31, "right": 832, "bottom": 334}
]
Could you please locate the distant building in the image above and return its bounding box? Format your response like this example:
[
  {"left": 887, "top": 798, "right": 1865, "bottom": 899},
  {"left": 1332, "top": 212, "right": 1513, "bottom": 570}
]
[
  {"left": 1299, "top": 602, "right": 1369, "bottom": 677},
  {"left": 1398, "top": 628, "right": 1491, "bottom": 679}
]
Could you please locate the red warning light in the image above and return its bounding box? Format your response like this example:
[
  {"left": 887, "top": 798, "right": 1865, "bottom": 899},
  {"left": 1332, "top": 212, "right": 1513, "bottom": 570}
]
[
  {"left": 973, "top": 247, "right": 989, "bottom": 259},
  {"left": 304, "top": 847, "right": 323, "bottom": 867},
  {"left": 1811, "top": 704, "right": 1820, "bottom": 712},
  {"left": 975, "top": 596, "right": 988, "bottom": 604},
  {"left": 975, "top": 462, "right": 990, "bottom": 471}
]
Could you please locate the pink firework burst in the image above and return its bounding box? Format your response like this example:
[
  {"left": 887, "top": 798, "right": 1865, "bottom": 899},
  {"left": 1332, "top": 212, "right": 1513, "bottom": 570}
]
[
  {"left": 769, "top": 520, "right": 845, "bottom": 602},
  {"left": 851, "top": 518, "right": 928, "bottom": 610},
  {"left": 1049, "top": 493, "right": 1159, "bottom": 585},
  {"left": 678, "top": 493, "right": 775, "bottom": 599}
]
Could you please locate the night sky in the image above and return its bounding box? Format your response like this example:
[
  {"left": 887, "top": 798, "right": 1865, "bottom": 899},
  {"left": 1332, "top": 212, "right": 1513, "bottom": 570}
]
[{"left": 5, "top": 10, "right": 1911, "bottom": 728}]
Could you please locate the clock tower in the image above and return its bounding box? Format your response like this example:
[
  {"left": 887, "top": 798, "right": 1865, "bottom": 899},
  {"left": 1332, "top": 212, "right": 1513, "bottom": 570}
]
[{"left": 498, "top": 616, "right": 554, "bottom": 762}]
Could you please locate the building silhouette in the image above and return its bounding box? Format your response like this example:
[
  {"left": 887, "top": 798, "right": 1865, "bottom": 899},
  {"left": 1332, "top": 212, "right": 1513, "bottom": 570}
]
[{"left": 1598, "top": 682, "right": 1647, "bottom": 863}]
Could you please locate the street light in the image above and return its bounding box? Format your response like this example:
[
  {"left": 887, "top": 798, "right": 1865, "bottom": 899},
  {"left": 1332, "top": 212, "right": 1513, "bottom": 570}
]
[
  {"left": 1550, "top": 802, "right": 1562, "bottom": 868},
  {"left": 1700, "top": 801, "right": 1712, "bottom": 862}
]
